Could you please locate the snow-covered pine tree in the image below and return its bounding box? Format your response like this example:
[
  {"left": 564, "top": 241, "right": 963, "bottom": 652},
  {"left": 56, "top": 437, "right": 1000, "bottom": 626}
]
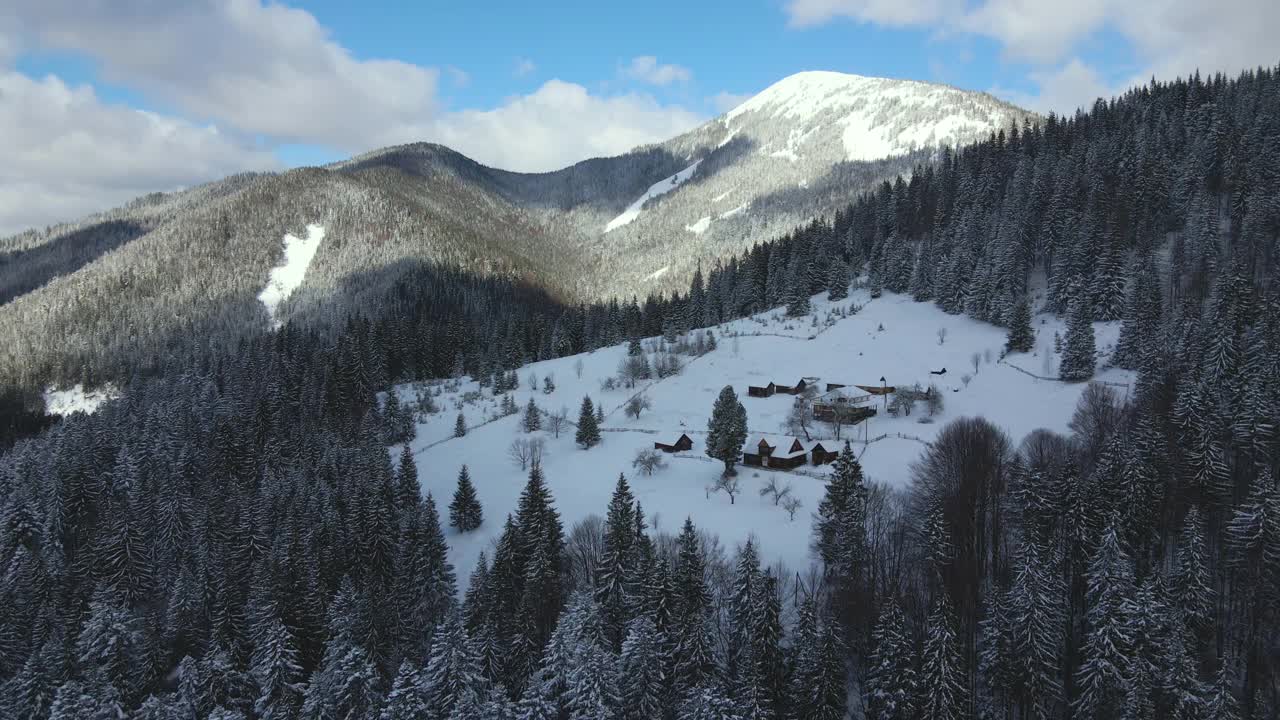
[
  {"left": 1073, "top": 524, "right": 1135, "bottom": 719},
  {"left": 1175, "top": 506, "right": 1214, "bottom": 635},
  {"left": 814, "top": 442, "right": 868, "bottom": 582},
  {"left": 827, "top": 259, "right": 850, "bottom": 301},
  {"left": 450, "top": 465, "right": 483, "bottom": 532},
  {"left": 618, "top": 616, "right": 666, "bottom": 720},
  {"left": 576, "top": 396, "right": 601, "bottom": 449},
  {"left": 597, "top": 474, "right": 637, "bottom": 650},
  {"left": 454, "top": 412, "right": 467, "bottom": 438},
  {"left": 250, "top": 613, "right": 303, "bottom": 720},
  {"left": 918, "top": 592, "right": 968, "bottom": 720},
  {"left": 1059, "top": 297, "right": 1097, "bottom": 381},
  {"left": 378, "top": 661, "right": 431, "bottom": 720},
  {"left": 866, "top": 595, "right": 917, "bottom": 720},
  {"left": 422, "top": 611, "right": 484, "bottom": 718},
  {"left": 1004, "top": 296, "right": 1035, "bottom": 354},
  {"left": 705, "top": 385, "right": 747, "bottom": 476},
  {"left": 523, "top": 397, "right": 542, "bottom": 433}
]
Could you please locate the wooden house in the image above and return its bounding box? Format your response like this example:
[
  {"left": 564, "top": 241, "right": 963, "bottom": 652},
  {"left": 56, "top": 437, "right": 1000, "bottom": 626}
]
[
  {"left": 741, "top": 437, "right": 809, "bottom": 469},
  {"left": 813, "top": 386, "right": 877, "bottom": 424},
  {"left": 825, "top": 382, "right": 846, "bottom": 392},
  {"left": 654, "top": 433, "right": 694, "bottom": 453},
  {"left": 747, "top": 382, "right": 777, "bottom": 398},
  {"left": 810, "top": 441, "right": 840, "bottom": 466}
]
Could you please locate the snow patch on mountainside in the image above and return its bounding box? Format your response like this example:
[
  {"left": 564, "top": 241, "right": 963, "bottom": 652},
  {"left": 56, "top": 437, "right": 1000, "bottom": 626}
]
[
  {"left": 685, "top": 217, "right": 712, "bottom": 234},
  {"left": 604, "top": 161, "right": 703, "bottom": 233},
  {"left": 646, "top": 266, "right": 670, "bottom": 281},
  {"left": 44, "top": 384, "right": 117, "bottom": 416},
  {"left": 258, "top": 224, "right": 325, "bottom": 329}
]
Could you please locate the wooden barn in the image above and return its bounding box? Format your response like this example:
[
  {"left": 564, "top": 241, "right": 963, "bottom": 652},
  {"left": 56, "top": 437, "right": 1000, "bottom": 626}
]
[
  {"left": 741, "top": 437, "right": 809, "bottom": 469},
  {"left": 774, "top": 378, "right": 810, "bottom": 396},
  {"left": 825, "top": 382, "right": 846, "bottom": 392},
  {"left": 810, "top": 441, "right": 840, "bottom": 466},
  {"left": 654, "top": 433, "right": 694, "bottom": 453},
  {"left": 747, "top": 382, "right": 777, "bottom": 398}
]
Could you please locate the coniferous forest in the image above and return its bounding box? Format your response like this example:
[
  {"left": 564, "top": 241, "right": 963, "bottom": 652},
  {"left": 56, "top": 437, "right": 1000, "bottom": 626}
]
[{"left": 3, "top": 67, "right": 1280, "bottom": 719}]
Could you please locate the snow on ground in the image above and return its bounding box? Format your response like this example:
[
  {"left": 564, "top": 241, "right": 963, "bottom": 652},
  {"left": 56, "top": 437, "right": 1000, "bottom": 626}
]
[
  {"left": 395, "top": 287, "right": 1132, "bottom": 588},
  {"left": 645, "top": 267, "right": 670, "bottom": 281},
  {"left": 719, "top": 203, "right": 748, "bottom": 219},
  {"left": 44, "top": 384, "right": 118, "bottom": 416},
  {"left": 258, "top": 223, "right": 325, "bottom": 328},
  {"left": 604, "top": 161, "right": 703, "bottom": 233},
  {"left": 685, "top": 217, "right": 712, "bottom": 234}
]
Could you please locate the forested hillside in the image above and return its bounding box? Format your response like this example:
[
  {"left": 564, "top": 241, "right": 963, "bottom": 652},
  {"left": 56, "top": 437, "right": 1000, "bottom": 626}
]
[{"left": 1, "top": 66, "right": 1278, "bottom": 719}]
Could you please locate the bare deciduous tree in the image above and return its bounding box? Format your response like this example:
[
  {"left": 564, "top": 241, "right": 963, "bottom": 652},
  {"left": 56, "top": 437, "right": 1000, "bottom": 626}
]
[
  {"left": 962, "top": 374, "right": 973, "bottom": 387},
  {"left": 782, "top": 495, "right": 803, "bottom": 521},
  {"left": 625, "top": 394, "right": 652, "bottom": 420},
  {"left": 507, "top": 436, "right": 545, "bottom": 470},
  {"left": 713, "top": 473, "right": 741, "bottom": 504},
  {"left": 937, "top": 327, "right": 948, "bottom": 345},
  {"left": 632, "top": 448, "right": 667, "bottom": 476},
  {"left": 574, "top": 358, "right": 584, "bottom": 379},
  {"left": 971, "top": 352, "right": 981, "bottom": 374},
  {"left": 759, "top": 476, "right": 793, "bottom": 506},
  {"left": 547, "top": 406, "right": 567, "bottom": 438},
  {"left": 784, "top": 397, "right": 814, "bottom": 441}
]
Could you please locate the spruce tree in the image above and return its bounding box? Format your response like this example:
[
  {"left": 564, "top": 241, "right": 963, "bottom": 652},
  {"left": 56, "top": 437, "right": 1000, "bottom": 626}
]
[
  {"left": 618, "top": 617, "right": 666, "bottom": 720},
  {"left": 596, "top": 474, "right": 637, "bottom": 650},
  {"left": 1059, "top": 298, "right": 1097, "bottom": 381},
  {"left": 1005, "top": 296, "right": 1035, "bottom": 354},
  {"left": 576, "top": 396, "right": 601, "bottom": 449},
  {"left": 706, "top": 385, "right": 747, "bottom": 476},
  {"left": 454, "top": 412, "right": 467, "bottom": 438},
  {"left": 866, "top": 596, "right": 917, "bottom": 720},
  {"left": 379, "top": 661, "right": 431, "bottom": 720},
  {"left": 918, "top": 593, "right": 967, "bottom": 720},
  {"left": 450, "top": 465, "right": 483, "bottom": 532},
  {"left": 814, "top": 442, "right": 868, "bottom": 583},
  {"left": 1073, "top": 525, "right": 1134, "bottom": 719},
  {"left": 523, "top": 397, "right": 542, "bottom": 433}
]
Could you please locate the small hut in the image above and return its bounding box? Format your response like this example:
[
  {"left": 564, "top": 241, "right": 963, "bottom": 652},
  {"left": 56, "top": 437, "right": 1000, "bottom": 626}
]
[
  {"left": 810, "top": 441, "right": 840, "bottom": 466},
  {"left": 774, "top": 378, "right": 810, "bottom": 396},
  {"left": 741, "top": 438, "right": 776, "bottom": 467},
  {"left": 654, "top": 433, "right": 694, "bottom": 453},
  {"left": 770, "top": 437, "right": 810, "bottom": 469},
  {"left": 747, "top": 382, "right": 777, "bottom": 398}
]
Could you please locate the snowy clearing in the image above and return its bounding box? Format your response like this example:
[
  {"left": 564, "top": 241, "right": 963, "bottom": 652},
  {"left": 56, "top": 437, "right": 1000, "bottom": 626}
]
[
  {"left": 604, "top": 161, "right": 702, "bottom": 233},
  {"left": 395, "top": 286, "right": 1131, "bottom": 590},
  {"left": 258, "top": 223, "right": 325, "bottom": 328},
  {"left": 44, "top": 384, "right": 118, "bottom": 416}
]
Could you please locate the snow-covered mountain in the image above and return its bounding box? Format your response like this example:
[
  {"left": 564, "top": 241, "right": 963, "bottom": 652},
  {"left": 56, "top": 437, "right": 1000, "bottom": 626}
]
[
  {"left": 591, "top": 72, "right": 1035, "bottom": 295},
  {"left": 0, "top": 71, "right": 1034, "bottom": 389}
]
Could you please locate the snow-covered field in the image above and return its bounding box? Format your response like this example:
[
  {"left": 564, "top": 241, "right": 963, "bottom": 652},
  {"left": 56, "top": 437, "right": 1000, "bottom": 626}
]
[
  {"left": 397, "top": 287, "right": 1132, "bottom": 586},
  {"left": 258, "top": 223, "right": 326, "bottom": 328}
]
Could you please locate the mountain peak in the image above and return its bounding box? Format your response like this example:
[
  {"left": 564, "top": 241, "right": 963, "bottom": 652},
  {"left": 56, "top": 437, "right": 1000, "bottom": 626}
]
[{"left": 720, "top": 69, "right": 1033, "bottom": 162}]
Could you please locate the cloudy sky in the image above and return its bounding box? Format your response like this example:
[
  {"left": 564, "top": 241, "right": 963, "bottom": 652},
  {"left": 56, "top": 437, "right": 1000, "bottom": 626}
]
[{"left": 2, "top": 0, "right": 1276, "bottom": 235}]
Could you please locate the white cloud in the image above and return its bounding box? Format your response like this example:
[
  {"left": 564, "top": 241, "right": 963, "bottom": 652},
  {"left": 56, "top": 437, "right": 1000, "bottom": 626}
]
[
  {"left": 0, "top": 68, "right": 277, "bottom": 235},
  {"left": 998, "top": 58, "right": 1113, "bottom": 115},
  {"left": 0, "top": 2, "right": 709, "bottom": 232},
  {"left": 8, "top": 0, "right": 439, "bottom": 151},
  {"left": 784, "top": 0, "right": 959, "bottom": 28},
  {"left": 514, "top": 58, "right": 537, "bottom": 77},
  {"left": 433, "top": 80, "right": 705, "bottom": 172},
  {"left": 710, "top": 91, "right": 753, "bottom": 114},
  {"left": 622, "top": 56, "right": 693, "bottom": 86},
  {"left": 786, "top": 0, "right": 1280, "bottom": 115}
]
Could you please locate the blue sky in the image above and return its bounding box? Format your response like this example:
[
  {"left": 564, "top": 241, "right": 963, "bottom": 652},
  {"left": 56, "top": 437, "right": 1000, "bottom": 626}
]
[{"left": 1, "top": 0, "right": 1274, "bottom": 233}]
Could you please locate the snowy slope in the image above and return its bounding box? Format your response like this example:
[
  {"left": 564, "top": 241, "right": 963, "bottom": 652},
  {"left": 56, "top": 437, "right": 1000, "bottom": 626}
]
[
  {"left": 43, "top": 384, "right": 118, "bottom": 416},
  {"left": 258, "top": 224, "right": 326, "bottom": 329},
  {"left": 605, "top": 161, "right": 703, "bottom": 232},
  {"left": 593, "top": 71, "right": 1037, "bottom": 296},
  {"left": 395, "top": 286, "right": 1130, "bottom": 588}
]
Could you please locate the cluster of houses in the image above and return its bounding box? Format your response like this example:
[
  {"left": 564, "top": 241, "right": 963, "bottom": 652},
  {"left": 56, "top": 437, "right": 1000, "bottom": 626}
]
[{"left": 750, "top": 378, "right": 888, "bottom": 425}]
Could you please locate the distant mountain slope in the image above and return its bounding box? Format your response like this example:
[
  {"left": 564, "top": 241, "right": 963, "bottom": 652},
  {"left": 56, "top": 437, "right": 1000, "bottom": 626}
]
[{"left": 0, "top": 71, "right": 1036, "bottom": 389}]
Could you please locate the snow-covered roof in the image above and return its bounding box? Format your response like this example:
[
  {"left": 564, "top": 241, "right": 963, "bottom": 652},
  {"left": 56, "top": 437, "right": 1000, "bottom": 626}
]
[{"left": 816, "top": 386, "right": 873, "bottom": 403}]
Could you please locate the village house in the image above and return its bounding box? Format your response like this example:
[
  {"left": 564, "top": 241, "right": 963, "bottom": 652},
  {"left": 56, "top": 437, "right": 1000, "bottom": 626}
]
[
  {"left": 654, "top": 433, "right": 694, "bottom": 453},
  {"left": 812, "top": 386, "right": 878, "bottom": 424},
  {"left": 747, "top": 382, "right": 777, "bottom": 398},
  {"left": 741, "top": 436, "right": 814, "bottom": 470}
]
